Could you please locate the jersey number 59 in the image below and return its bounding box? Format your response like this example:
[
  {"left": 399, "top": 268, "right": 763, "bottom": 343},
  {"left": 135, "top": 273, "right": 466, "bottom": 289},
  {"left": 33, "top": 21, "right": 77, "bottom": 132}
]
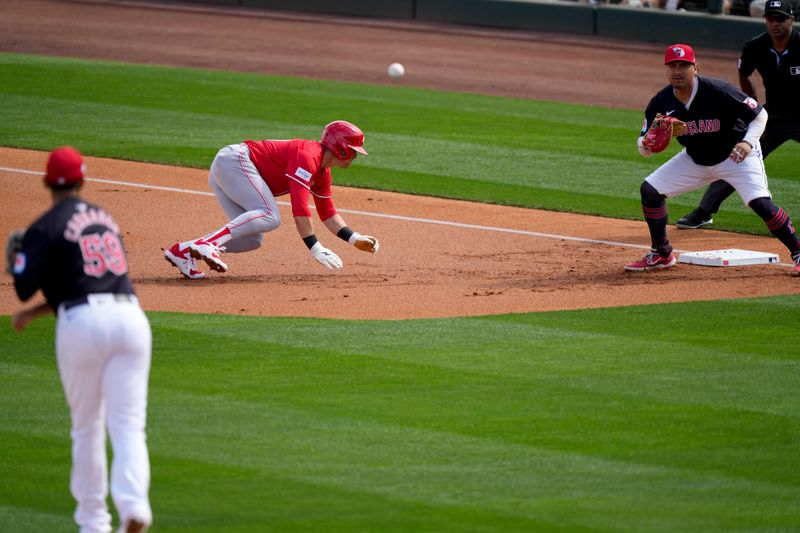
[{"left": 79, "top": 231, "right": 128, "bottom": 277}]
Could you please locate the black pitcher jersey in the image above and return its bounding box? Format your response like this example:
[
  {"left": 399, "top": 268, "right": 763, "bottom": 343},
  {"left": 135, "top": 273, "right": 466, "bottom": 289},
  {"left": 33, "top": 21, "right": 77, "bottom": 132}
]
[
  {"left": 642, "top": 76, "right": 762, "bottom": 166},
  {"left": 13, "top": 196, "right": 134, "bottom": 311}
]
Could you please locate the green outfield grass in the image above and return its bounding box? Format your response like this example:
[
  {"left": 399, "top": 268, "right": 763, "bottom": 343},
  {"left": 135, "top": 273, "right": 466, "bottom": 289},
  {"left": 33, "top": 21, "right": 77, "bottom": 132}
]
[
  {"left": 2, "top": 298, "right": 799, "bottom": 532},
  {"left": 3, "top": 51, "right": 800, "bottom": 532},
  {"left": 1, "top": 52, "right": 799, "bottom": 235}
]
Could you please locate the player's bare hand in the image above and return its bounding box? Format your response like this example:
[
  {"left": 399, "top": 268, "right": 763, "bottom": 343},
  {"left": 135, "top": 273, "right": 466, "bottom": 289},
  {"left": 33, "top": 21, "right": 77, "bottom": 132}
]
[
  {"left": 11, "top": 309, "right": 34, "bottom": 331},
  {"left": 349, "top": 232, "right": 380, "bottom": 254},
  {"left": 310, "top": 242, "right": 343, "bottom": 270},
  {"left": 729, "top": 141, "right": 752, "bottom": 164}
]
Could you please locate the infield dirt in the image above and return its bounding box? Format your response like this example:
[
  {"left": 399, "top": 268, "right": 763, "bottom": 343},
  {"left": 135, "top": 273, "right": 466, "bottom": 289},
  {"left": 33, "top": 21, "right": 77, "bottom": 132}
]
[{"left": 1, "top": 0, "right": 797, "bottom": 319}]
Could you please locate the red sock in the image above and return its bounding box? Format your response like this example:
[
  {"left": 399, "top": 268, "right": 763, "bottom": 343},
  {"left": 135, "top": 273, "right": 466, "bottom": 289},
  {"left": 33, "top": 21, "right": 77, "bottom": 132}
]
[{"left": 202, "top": 227, "right": 231, "bottom": 246}]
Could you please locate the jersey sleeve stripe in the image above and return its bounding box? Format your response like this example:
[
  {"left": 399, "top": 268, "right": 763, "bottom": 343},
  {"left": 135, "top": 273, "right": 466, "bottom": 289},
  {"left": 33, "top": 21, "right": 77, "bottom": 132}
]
[
  {"left": 286, "top": 174, "right": 311, "bottom": 190},
  {"left": 285, "top": 172, "right": 310, "bottom": 185}
]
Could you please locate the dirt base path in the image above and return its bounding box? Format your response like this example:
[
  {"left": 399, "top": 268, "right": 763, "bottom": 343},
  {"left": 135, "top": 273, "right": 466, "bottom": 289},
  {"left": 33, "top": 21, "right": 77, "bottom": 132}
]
[
  {"left": 3, "top": 148, "right": 797, "bottom": 319},
  {"left": 2, "top": 1, "right": 796, "bottom": 319}
]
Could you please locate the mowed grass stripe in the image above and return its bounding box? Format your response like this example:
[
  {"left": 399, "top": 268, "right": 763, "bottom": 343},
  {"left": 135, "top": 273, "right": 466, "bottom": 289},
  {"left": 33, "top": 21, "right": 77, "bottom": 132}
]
[
  {"left": 1, "top": 52, "right": 799, "bottom": 235},
  {"left": 2, "top": 296, "right": 799, "bottom": 531},
  {"left": 2, "top": 51, "right": 799, "bottom": 531}
]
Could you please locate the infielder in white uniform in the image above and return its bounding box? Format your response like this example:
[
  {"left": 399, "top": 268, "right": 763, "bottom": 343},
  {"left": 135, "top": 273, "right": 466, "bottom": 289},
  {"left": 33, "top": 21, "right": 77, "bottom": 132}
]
[
  {"left": 11, "top": 147, "right": 152, "bottom": 533},
  {"left": 626, "top": 43, "right": 800, "bottom": 273}
]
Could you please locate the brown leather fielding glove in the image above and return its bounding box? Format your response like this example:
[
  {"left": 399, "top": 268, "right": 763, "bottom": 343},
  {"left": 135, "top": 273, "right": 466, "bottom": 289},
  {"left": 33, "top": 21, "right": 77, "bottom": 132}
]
[{"left": 642, "top": 114, "right": 686, "bottom": 153}]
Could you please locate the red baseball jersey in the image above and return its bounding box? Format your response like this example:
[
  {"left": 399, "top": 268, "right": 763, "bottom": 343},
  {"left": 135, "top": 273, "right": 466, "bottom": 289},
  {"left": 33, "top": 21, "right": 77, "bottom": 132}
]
[{"left": 243, "top": 139, "right": 336, "bottom": 220}]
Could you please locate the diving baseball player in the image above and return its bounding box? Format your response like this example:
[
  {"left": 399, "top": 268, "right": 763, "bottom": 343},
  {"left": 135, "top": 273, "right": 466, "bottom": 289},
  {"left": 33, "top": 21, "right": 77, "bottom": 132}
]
[
  {"left": 627, "top": 43, "right": 800, "bottom": 274},
  {"left": 164, "top": 120, "right": 379, "bottom": 278},
  {"left": 11, "top": 147, "right": 152, "bottom": 533}
]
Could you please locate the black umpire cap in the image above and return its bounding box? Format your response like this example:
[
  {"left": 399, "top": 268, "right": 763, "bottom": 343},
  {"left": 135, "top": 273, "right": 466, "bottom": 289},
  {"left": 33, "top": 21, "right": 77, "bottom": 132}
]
[{"left": 763, "top": 0, "right": 793, "bottom": 17}]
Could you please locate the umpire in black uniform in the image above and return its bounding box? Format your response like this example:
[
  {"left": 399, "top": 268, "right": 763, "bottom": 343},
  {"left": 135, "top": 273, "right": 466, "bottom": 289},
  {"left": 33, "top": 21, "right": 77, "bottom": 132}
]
[{"left": 676, "top": 0, "right": 800, "bottom": 229}]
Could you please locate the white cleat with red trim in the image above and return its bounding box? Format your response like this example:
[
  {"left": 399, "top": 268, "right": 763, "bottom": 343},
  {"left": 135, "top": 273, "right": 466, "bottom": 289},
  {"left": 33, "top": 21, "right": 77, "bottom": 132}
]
[
  {"left": 164, "top": 242, "right": 205, "bottom": 279},
  {"left": 188, "top": 240, "right": 228, "bottom": 273}
]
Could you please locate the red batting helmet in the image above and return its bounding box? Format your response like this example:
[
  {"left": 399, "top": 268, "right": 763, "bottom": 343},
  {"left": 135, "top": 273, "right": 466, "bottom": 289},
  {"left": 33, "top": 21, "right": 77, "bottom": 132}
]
[
  {"left": 320, "top": 120, "right": 368, "bottom": 160},
  {"left": 44, "top": 146, "right": 85, "bottom": 189}
]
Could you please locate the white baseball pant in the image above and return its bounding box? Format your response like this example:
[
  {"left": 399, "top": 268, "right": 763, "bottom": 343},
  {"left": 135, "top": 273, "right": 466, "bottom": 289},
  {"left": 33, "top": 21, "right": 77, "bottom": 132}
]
[
  {"left": 207, "top": 143, "right": 281, "bottom": 252},
  {"left": 56, "top": 294, "right": 152, "bottom": 533},
  {"left": 645, "top": 146, "right": 771, "bottom": 205}
]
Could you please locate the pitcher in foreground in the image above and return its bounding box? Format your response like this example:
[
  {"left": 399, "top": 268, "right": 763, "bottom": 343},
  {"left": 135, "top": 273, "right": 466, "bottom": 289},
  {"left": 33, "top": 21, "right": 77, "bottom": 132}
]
[{"left": 10, "top": 146, "right": 152, "bottom": 533}]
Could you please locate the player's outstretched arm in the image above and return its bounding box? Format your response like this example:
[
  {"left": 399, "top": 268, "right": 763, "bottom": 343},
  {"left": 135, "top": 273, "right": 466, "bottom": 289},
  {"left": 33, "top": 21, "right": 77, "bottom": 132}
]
[
  {"left": 324, "top": 214, "right": 380, "bottom": 254},
  {"left": 295, "top": 216, "right": 342, "bottom": 270}
]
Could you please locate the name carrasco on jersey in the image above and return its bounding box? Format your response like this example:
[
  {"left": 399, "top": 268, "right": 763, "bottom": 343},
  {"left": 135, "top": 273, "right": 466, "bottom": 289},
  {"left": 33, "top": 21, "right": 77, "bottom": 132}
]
[{"left": 64, "top": 203, "right": 120, "bottom": 242}]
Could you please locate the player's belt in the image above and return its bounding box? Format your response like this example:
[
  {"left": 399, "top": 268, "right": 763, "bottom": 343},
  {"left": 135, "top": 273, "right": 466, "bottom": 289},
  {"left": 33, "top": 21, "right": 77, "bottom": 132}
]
[{"left": 60, "top": 293, "right": 138, "bottom": 311}]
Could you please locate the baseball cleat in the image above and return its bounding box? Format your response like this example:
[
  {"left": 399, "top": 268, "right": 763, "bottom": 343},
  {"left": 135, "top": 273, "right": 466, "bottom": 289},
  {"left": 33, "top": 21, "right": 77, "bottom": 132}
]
[
  {"left": 164, "top": 243, "right": 205, "bottom": 279},
  {"left": 188, "top": 240, "right": 228, "bottom": 273},
  {"left": 675, "top": 208, "right": 713, "bottom": 229},
  {"left": 793, "top": 251, "right": 800, "bottom": 276},
  {"left": 124, "top": 519, "right": 148, "bottom": 533},
  {"left": 624, "top": 251, "right": 677, "bottom": 272},
  {"left": 117, "top": 516, "right": 149, "bottom": 533}
]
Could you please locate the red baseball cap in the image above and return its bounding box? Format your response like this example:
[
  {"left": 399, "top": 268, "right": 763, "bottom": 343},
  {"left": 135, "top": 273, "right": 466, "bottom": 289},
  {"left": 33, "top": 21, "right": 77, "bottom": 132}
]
[
  {"left": 44, "top": 146, "right": 85, "bottom": 188},
  {"left": 664, "top": 44, "right": 696, "bottom": 64}
]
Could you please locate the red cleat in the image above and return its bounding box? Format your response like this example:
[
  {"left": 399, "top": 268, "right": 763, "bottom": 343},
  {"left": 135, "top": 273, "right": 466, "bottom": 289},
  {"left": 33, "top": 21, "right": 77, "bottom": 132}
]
[{"left": 625, "top": 251, "right": 677, "bottom": 272}]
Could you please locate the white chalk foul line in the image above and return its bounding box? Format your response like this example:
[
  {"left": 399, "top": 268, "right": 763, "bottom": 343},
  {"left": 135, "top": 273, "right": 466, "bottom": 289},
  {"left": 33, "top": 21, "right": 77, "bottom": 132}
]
[
  {"left": 1, "top": 165, "right": 653, "bottom": 251},
  {"left": 336, "top": 206, "right": 653, "bottom": 250}
]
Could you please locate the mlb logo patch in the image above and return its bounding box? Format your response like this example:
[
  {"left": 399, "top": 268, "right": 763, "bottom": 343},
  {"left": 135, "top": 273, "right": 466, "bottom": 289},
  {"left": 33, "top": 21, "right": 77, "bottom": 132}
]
[
  {"left": 13, "top": 252, "right": 26, "bottom": 274},
  {"left": 767, "top": 0, "right": 781, "bottom": 7},
  {"left": 790, "top": 66, "right": 800, "bottom": 76},
  {"left": 743, "top": 97, "right": 758, "bottom": 110},
  {"left": 294, "top": 167, "right": 311, "bottom": 181}
]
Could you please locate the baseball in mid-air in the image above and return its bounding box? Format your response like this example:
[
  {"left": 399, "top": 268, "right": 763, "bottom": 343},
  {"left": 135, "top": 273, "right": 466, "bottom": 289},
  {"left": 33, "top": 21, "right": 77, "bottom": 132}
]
[{"left": 387, "top": 62, "right": 405, "bottom": 79}]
